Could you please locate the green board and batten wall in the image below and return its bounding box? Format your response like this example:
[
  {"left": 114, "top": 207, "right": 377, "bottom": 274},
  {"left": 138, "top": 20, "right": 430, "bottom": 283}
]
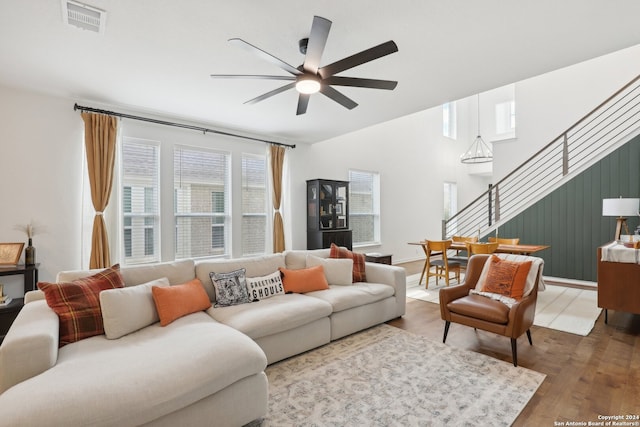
[{"left": 495, "top": 134, "right": 640, "bottom": 282}]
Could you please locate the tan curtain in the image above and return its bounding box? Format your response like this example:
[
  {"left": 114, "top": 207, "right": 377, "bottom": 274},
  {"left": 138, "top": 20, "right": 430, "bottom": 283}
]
[
  {"left": 270, "top": 145, "right": 286, "bottom": 252},
  {"left": 81, "top": 112, "right": 118, "bottom": 269}
]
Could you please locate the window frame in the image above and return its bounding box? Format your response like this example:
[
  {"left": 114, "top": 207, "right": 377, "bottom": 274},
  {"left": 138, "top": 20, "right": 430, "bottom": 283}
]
[
  {"left": 120, "top": 138, "right": 161, "bottom": 266},
  {"left": 348, "top": 169, "right": 381, "bottom": 247},
  {"left": 241, "top": 153, "right": 268, "bottom": 257},
  {"left": 173, "top": 144, "right": 231, "bottom": 260}
]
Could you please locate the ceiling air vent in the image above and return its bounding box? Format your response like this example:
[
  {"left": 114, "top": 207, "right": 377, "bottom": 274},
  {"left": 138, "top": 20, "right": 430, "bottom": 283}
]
[{"left": 62, "top": 0, "right": 107, "bottom": 34}]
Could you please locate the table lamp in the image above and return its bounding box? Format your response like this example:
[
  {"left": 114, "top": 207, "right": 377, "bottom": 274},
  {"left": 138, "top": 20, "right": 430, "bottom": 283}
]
[{"left": 602, "top": 197, "right": 640, "bottom": 240}]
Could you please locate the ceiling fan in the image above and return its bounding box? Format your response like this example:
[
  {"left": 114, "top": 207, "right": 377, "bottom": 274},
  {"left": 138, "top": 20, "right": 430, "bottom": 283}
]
[{"left": 210, "top": 16, "right": 399, "bottom": 115}]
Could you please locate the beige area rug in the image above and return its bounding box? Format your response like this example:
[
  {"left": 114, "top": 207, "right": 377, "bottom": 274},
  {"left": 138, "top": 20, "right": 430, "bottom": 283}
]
[
  {"left": 254, "top": 324, "right": 545, "bottom": 427},
  {"left": 406, "top": 273, "right": 602, "bottom": 336}
]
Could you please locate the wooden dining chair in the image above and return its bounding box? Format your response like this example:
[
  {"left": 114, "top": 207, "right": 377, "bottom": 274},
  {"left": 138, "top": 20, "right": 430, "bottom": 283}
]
[
  {"left": 488, "top": 237, "right": 520, "bottom": 245},
  {"left": 466, "top": 241, "right": 499, "bottom": 255},
  {"left": 421, "top": 240, "right": 462, "bottom": 288},
  {"left": 450, "top": 235, "right": 478, "bottom": 273}
]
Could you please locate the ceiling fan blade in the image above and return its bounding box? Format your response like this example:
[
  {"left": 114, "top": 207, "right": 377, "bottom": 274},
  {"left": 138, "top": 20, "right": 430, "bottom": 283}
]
[
  {"left": 244, "top": 82, "right": 296, "bottom": 105},
  {"left": 210, "top": 74, "right": 296, "bottom": 81},
  {"left": 229, "top": 38, "right": 302, "bottom": 76},
  {"left": 318, "top": 40, "right": 398, "bottom": 78},
  {"left": 324, "top": 76, "right": 397, "bottom": 90},
  {"left": 319, "top": 85, "right": 358, "bottom": 110},
  {"left": 303, "top": 16, "right": 332, "bottom": 74},
  {"left": 296, "top": 94, "right": 310, "bottom": 115}
]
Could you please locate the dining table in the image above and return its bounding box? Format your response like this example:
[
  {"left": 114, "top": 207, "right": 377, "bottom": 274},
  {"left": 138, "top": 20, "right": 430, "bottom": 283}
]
[{"left": 408, "top": 240, "right": 550, "bottom": 286}]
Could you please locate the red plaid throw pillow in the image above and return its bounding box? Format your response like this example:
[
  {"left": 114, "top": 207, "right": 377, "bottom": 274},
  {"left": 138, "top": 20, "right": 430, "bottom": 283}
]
[
  {"left": 329, "top": 243, "right": 367, "bottom": 282},
  {"left": 38, "top": 265, "right": 125, "bottom": 347}
]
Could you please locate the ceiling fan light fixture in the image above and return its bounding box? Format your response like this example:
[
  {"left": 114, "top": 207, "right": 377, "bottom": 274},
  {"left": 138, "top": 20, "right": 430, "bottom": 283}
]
[{"left": 295, "top": 75, "right": 321, "bottom": 94}]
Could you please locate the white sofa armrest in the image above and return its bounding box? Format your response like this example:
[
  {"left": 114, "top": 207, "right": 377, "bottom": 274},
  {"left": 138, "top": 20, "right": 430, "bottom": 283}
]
[
  {"left": 0, "top": 300, "right": 59, "bottom": 393},
  {"left": 24, "top": 289, "right": 45, "bottom": 304},
  {"left": 364, "top": 263, "right": 406, "bottom": 317}
]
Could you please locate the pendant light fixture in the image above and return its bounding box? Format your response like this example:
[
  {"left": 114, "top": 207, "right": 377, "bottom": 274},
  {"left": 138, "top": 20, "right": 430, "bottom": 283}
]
[{"left": 460, "top": 93, "right": 493, "bottom": 164}]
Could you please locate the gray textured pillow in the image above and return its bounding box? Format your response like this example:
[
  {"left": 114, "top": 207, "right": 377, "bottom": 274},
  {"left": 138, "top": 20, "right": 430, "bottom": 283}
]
[
  {"left": 210, "top": 269, "right": 251, "bottom": 307},
  {"left": 100, "top": 277, "right": 170, "bottom": 339}
]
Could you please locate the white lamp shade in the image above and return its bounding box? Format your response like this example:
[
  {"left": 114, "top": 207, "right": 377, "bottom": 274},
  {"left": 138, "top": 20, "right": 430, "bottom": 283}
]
[{"left": 602, "top": 198, "right": 640, "bottom": 216}]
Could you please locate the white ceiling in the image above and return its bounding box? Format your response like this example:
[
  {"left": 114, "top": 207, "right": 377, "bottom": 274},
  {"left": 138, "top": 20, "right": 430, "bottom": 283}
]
[{"left": 2, "top": 1, "right": 640, "bottom": 144}]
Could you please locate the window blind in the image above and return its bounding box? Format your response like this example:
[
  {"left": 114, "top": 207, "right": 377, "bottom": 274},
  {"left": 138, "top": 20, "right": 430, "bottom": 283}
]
[
  {"left": 174, "top": 146, "right": 230, "bottom": 259},
  {"left": 121, "top": 139, "right": 160, "bottom": 264},
  {"left": 241, "top": 154, "right": 267, "bottom": 256},
  {"left": 349, "top": 170, "right": 380, "bottom": 245}
]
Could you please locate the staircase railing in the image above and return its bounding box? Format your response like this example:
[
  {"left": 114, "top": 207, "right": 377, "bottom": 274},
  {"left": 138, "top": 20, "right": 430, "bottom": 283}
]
[{"left": 443, "top": 73, "right": 640, "bottom": 239}]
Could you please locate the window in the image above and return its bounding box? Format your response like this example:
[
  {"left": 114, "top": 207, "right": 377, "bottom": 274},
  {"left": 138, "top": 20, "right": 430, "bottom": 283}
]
[
  {"left": 443, "top": 181, "right": 458, "bottom": 234},
  {"left": 121, "top": 139, "right": 160, "bottom": 265},
  {"left": 349, "top": 170, "right": 380, "bottom": 246},
  {"left": 495, "top": 100, "right": 516, "bottom": 135},
  {"left": 174, "top": 146, "right": 230, "bottom": 259},
  {"left": 442, "top": 101, "right": 457, "bottom": 139},
  {"left": 241, "top": 154, "right": 267, "bottom": 256}
]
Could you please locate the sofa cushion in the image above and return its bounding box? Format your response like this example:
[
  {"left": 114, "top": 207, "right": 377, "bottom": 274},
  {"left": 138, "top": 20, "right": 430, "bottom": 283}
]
[
  {"left": 306, "top": 255, "right": 353, "bottom": 285},
  {"left": 207, "top": 293, "right": 332, "bottom": 340},
  {"left": 279, "top": 266, "right": 329, "bottom": 293},
  {"left": 246, "top": 270, "right": 285, "bottom": 301},
  {"left": 196, "top": 254, "right": 286, "bottom": 302},
  {"left": 210, "top": 269, "right": 251, "bottom": 307},
  {"left": 329, "top": 243, "right": 367, "bottom": 282},
  {"left": 38, "top": 264, "right": 125, "bottom": 347},
  {"left": 56, "top": 259, "right": 195, "bottom": 287},
  {"left": 100, "top": 277, "right": 169, "bottom": 339},
  {"left": 0, "top": 312, "right": 267, "bottom": 427},
  {"left": 447, "top": 294, "right": 510, "bottom": 324},
  {"left": 152, "top": 278, "right": 212, "bottom": 326},
  {"left": 284, "top": 248, "right": 331, "bottom": 269},
  {"left": 305, "top": 282, "right": 395, "bottom": 313}
]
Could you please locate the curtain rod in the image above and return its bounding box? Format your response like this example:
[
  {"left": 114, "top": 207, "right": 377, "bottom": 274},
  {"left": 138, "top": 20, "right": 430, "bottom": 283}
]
[{"left": 73, "top": 103, "right": 296, "bottom": 149}]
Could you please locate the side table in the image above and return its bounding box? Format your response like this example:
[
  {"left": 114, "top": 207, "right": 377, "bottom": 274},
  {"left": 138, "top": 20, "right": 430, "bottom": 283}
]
[{"left": 365, "top": 253, "right": 393, "bottom": 265}]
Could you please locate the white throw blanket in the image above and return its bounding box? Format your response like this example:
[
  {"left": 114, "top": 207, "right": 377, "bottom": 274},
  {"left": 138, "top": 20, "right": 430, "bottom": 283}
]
[{"left": 600, "top": 242, "right": 640, "bottom": 264}]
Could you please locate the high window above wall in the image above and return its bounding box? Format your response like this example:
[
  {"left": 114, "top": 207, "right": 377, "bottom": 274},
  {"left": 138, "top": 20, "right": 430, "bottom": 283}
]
[
  {"left": 442, "top": 101, "right": 458, "bottom": 139},
  {"left": 495, "top": 100, "right": 516, "bottom": 137},
  {"left": 349, "top": 169, "right": 380, "bottom": 246}
]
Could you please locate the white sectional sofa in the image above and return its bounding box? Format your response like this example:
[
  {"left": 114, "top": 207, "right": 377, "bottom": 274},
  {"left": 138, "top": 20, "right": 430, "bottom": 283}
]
[{"left": 0, "top": 248, "right": 406, "bottom": 426}]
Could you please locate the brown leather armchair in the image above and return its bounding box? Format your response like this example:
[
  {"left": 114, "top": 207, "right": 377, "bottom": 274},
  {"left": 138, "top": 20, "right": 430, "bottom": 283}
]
[{"left": 439, "top": 254, "right": 543, "bottom": 367}]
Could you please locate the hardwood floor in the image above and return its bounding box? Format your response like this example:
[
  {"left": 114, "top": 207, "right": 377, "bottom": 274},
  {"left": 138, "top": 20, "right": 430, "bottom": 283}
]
[{"left": 388, "top": 261, "right": 640, "bottom": 426}]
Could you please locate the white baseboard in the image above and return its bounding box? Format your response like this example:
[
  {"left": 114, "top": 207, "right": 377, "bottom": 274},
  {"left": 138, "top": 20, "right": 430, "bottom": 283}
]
[{"left": 543, "top": 276, "right": 597, "bottom": 289}]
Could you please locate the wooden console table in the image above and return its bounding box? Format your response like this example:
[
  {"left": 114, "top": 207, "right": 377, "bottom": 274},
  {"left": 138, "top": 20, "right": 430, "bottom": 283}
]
[{"left": 597, "top": 245, "right": 640, "bottom": 323}]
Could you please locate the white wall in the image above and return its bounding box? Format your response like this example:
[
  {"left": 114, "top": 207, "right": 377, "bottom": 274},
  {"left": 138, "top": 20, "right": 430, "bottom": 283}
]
[{"left": 0, "top": 85, "right": 84, "bottom": 297}]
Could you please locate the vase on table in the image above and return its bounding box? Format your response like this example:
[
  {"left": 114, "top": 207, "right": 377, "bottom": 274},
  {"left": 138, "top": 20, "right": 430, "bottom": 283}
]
[{"left": 25, "top": 238, "right": 36, "bottom": 266}]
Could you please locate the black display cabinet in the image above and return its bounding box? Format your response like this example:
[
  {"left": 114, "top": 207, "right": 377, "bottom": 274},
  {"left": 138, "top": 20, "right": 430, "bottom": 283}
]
[{"left": 307, "top": 179, "right": 352, "bottom": 250}]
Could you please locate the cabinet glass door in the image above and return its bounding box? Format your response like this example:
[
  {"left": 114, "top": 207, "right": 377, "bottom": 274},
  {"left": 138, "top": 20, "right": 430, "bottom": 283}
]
[
  {"left": 335, "top": 183, "right": 348, "bottom": 229},
  {"left": 319, "top": 184, "right": 334, "bottom": 229}
]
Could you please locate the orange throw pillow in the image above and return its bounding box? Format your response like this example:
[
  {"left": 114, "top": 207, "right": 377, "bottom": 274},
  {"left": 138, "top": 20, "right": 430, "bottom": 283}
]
[
  {"left": 279, "top": 265, "right": 329, "bottom": 293},
  {"left": 152, "top": 278, "right": 212, "bottom": 326},
  {"left": 481, "top": 255, "right": 532, "bottom": 299},
  {"left": 329, "top": 243, "right": 366, "bottom": 282}
]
